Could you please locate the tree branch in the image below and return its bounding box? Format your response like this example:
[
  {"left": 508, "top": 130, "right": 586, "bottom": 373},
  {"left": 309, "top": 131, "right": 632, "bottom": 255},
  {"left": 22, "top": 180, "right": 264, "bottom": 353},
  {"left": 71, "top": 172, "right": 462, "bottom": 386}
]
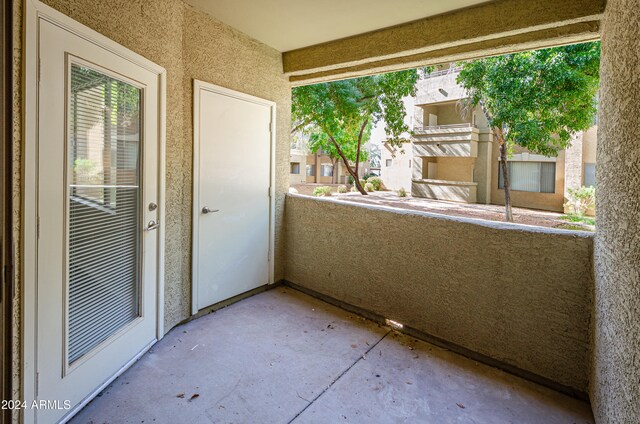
[
  {"left": 324, "top": 131, "right": 367, "bottom": 195},
  {"left": 291, "top": 119, "right": 311, "bottom": 134},
  {"left": 355, "top": 118, "right": 368, "bottom": 177}
]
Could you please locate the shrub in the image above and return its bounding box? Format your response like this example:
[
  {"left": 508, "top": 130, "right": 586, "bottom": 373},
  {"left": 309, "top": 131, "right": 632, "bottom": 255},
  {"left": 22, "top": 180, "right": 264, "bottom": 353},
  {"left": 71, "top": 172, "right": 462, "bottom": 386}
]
[
  {"left": 364, "top": 182, "right": 374, "bottom": 192},
  {"left": 367, "top": 176, "right": 382, "bottom": 191},
  {"left": 564, "top": 186, "right": 595, "bottom": 216},
  {"left": 337, "top": 185, "right": 348, "bottom": 193},
  {"left": 350, "top": 186, "right": 358, "bottom": 192},
  {"left": 363, "top": 172, "right": 375, "bottom": 180},
  {"left": 397, "top": 187, "right": 407, "bottom": 197},
  {"left": 313, "top": 186, "right": 333, "bottom": 197},
  {"left": 359, "top": 179, "right": 366, "bottom": 187},
  {"left": 347, "top": 175, "right": 355, "bottom": 185}
]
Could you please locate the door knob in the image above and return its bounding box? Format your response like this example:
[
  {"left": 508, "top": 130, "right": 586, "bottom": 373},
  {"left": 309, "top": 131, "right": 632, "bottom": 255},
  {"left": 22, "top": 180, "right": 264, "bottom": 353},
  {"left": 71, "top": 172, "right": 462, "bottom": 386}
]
[{"left": 202, "top": 207, "right": 219, "bottom": 214}]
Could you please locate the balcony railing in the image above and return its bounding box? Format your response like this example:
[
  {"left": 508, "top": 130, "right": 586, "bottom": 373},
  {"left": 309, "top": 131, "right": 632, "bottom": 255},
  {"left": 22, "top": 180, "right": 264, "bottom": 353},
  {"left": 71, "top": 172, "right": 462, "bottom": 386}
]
[
  {"left": 422, "top": 66, "right": 463, "bottom": 79},
  {"left": 416, "top": 123, "right": 477, "bottom": 131}
]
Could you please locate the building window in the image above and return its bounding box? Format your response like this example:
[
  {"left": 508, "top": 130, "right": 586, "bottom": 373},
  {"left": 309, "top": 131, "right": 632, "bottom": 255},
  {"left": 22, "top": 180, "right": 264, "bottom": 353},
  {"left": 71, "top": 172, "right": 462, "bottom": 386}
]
[
  {"left": 385, "top": 159, "right": 392, "bottom": 167},
  {"left": 320, "top": 164, "right": 333, "bottom": 177},
  {"left": 306, "top": 164, "right": 316, "bottom": 177},
  {"left": 498, "top": 161, "right": 556, "bottom": 193},
  {"left": 584, "top": 163, "right": 596, "bottom": 187},
  {"left": 290, "top": 162, "right": 300, "bottom": 174}
]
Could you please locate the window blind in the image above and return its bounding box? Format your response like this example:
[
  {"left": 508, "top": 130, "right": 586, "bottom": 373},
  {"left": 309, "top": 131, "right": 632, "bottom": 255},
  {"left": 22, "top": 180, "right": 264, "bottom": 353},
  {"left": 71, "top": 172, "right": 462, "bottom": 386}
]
[
  {"left": 498, "top": 161, "right": 555, "bottom": 194},
  {"left": 67, "top": 64, "right": 141, "bottom": 364},
  {"left": 320, "top": 164, "right": 333, "bottom": 177},
  {"left": 306, "top": 164, "right": 315, "bottom": 177}
]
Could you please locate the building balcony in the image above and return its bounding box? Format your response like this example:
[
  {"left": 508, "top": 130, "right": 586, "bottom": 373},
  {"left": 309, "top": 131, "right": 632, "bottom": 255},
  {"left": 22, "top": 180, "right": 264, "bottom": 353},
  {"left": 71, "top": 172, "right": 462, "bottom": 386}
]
[
  {"left": 412, "top": 124, "right": 479, "bottom": 157},
  {"left": 412, "top": 178, "right": 478, "bottom": 203}
]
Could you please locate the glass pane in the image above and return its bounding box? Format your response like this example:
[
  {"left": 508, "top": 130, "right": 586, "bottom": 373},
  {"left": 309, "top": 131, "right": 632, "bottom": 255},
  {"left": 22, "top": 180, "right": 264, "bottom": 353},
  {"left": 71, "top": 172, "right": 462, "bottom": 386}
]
[
  {"left": 321, "top": 164, "right": 333, "bottom": 177},
  {"left": 67, "top": 63, "right": 141, "bottom": 364},
  {"left": 539, "top": 162, "right": 556, "bottom": 193},
  {"left": 509, "top": 162, "right": 541, "bottom": 192},
  {"left": 306, "top": 164, "right": 315, "bottom": 176},
  {"left": 499, "top": 161, "right": 556, "bottom": 193},
  {"left": 584, "top": 163, "right": 596, "bottom": 187}
]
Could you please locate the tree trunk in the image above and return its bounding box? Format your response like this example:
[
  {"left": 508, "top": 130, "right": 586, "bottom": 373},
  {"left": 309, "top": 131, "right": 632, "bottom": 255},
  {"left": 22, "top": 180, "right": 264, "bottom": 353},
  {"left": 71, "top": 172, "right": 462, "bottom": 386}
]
[
  {"left": 354, "top": 119, "right": 368, "bottom": 179},
  {"left": 351, "top": 168, "right": 367, "bottom": 194},
  {"left": 326, "top": 134, "right": 367, "bottom": 195},
  {"left": 498, "top": 132, "right": 513, "bottom": 222},
  {"left": 331, "top": 157, "right": 337, "bottom": 184}
]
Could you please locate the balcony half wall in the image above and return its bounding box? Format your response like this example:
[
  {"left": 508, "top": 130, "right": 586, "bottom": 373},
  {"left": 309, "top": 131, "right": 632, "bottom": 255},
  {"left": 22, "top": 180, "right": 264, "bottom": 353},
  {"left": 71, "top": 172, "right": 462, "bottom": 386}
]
[
  {"left": 284, "top": 194, "right": 593, "bottom": 398},
  {"left": 412, "top": 179, "right": 478, "bottom": 203},
  {"left": 413, "top": 125, "right": 479, "bottom": 158}
]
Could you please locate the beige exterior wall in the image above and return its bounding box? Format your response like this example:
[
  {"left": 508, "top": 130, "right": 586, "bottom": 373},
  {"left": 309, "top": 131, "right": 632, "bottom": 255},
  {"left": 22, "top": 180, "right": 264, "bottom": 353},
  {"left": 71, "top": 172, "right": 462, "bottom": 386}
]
[
  {"left": 475, "top": 139, "right": 493, "bottom": 204},
  {"left": 289, "top": 150, "right": 307, "bottom": 185},
  {"left": 564, "top": 128, "right": 597, "bottom": 215},
  {"left": 285, "top": 195, "right": 593, "bottom": 394},
  {"left": 380, "top": 143, "right": 412, "bottom": 191},
  {"left": 582, "top": 125, "right": 597, "bottom": 164},
  {"left": 303, "top": 152, "right": 369, "bottom": 185},
  {"left": 305, "top": 153, "right": 338, "bottom": 184},
  {"left": 12, "top": 0, "right": 291, "bottom": 407}
]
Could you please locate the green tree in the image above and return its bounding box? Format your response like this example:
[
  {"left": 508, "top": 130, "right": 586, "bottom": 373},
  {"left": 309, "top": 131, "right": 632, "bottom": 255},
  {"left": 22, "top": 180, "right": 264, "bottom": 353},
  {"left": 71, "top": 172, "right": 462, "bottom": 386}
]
[
  {"left": 292, "top": 69, "right": 427, "bottom": 194},
  {"left": 304, "top": 123, "right": 371, "bottom": 184},
  {"left": 457, "top": 42, "right": 600, "bottom": 221}
]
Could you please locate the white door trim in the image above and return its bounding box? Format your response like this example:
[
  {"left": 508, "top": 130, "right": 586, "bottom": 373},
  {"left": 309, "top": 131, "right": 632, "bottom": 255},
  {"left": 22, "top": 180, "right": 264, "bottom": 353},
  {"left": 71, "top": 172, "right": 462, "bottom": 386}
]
[
  {"left": 191, "top": 80, "right": 276, "bottom": 315},
  {"left": 23, "top": 1, "right": 166, "bottom": 422}
]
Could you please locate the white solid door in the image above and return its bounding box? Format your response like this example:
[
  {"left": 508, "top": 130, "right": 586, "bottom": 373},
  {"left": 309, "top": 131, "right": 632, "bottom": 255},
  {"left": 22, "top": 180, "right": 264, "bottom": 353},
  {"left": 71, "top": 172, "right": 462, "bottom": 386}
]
[
  {"left": 193, "top": 82, "right": 274, "bottom": 312},
  {"left": 36, "top": 19, "right": 160, "bottom": 423}
]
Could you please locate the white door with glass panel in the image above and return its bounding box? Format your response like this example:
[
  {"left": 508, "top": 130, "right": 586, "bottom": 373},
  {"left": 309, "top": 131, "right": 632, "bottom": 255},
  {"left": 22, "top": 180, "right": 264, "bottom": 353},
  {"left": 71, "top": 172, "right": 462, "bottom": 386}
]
[
  {"left": 192, "top": 81, "right": 275, "bottom": 313},
  {"left": 36, "top": 18, "right": 161, "bottom": 423}
]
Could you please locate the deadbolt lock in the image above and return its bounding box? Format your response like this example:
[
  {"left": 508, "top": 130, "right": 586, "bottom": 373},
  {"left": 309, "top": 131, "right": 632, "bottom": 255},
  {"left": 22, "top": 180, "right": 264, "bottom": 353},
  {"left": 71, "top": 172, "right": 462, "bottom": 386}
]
[{"left": 148, "top": 202, "right": 158, "bottom": 211}]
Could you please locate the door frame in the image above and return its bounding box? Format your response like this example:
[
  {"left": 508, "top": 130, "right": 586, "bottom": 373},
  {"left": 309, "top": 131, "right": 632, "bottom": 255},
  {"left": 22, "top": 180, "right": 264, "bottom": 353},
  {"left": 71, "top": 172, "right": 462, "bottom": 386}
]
[
  {"left": 191, "top": 80, "right": 276, "bottom": 315},
  {"left": 23, "top": 1, "right": 166, "bottom": 422},
  {"left": 1, "top": 0, "right": 14, "bottom": 421}
]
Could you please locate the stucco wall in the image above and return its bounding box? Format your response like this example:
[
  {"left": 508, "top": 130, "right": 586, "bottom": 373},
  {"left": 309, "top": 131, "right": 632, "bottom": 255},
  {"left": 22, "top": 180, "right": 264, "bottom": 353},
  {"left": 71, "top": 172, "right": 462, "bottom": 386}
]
[
  {"left": 582, "top": 126, "right": 598, "bottom": 165},
  {"left": 11, "top": 0, "right": 290, "bottom": 411},
  {"left": 24, "top": 0, "right": 290, "bottom": 329},
  {"left": 284, "top": 194, "right": 594, "bottom": 393},
  {"left": 592, "top": 0, "right": 640, "bottom": 421},
  {"left": 380, "top": 143, "right": 412, "bottom": 191}
]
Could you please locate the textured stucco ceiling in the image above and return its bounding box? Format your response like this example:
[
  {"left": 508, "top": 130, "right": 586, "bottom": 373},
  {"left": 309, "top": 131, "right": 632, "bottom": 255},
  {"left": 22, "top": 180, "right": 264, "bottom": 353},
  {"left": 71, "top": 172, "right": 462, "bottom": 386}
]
[{"left": 182, "top": 0, "right": 492, "bottom": 52}]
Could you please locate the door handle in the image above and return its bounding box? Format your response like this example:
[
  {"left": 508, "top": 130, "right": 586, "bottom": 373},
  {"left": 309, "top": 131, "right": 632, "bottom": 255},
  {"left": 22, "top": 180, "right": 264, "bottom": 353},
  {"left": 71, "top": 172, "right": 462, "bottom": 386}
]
[
  {"left": 202, "top": 207, "right": 219, "bottom": 214},
  {"left": 145, "top": 220, "right": 160, "bottom": 231}
]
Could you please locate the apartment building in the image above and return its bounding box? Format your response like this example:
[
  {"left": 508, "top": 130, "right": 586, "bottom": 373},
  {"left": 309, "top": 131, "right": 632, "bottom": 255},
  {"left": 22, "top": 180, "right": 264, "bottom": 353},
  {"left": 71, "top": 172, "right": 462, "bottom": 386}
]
[
  {"left": 382, "top": 67, "right": 597, "bottom": 213},
  {"left": 290, "top": 140, "right": 371, "bottom": 185}
]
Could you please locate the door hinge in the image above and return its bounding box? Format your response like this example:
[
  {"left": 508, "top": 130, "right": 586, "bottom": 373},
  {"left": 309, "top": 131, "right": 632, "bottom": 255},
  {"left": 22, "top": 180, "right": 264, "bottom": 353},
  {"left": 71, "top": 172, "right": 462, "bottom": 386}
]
[
  {"left": 269, "top": 122, "right": 273, "bottom": 132},
  {"left": 268, "top": 187, "right": 271, "bottom": 198}
]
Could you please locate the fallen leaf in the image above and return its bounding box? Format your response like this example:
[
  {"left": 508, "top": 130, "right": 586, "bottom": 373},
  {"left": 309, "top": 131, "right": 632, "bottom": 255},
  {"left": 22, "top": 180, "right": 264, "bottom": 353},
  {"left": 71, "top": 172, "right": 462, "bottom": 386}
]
[
  {"left": 176, "top": 393, "right": 185, "bottom": 398},
  {"left": 350, "top": 344, "right": 358, "bottom": 349},
  {"left": 456, "top": 403, "right": 465, "bottom": 409},
  {"left": 189, "top": 394, "right": 200, "bottom": 402},
  {"left": 406, "top": 381, "right": 413, "bottom": 385}
]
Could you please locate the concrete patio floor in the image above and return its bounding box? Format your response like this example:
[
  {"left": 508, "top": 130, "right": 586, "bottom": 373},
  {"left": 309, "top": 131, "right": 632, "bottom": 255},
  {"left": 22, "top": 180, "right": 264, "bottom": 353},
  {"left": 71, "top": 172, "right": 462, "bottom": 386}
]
[{"left": 70, "top": 286, "right": 594, "bottom": 424}]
